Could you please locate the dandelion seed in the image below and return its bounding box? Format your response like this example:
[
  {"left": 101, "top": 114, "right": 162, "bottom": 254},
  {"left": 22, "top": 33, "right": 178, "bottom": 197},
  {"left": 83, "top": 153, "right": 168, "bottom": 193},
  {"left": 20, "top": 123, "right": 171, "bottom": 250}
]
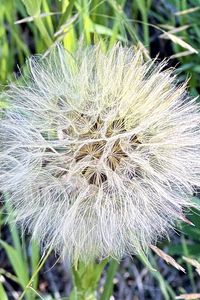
[{"left": 1, "top": 43, "right": 200, "bottom": 262}]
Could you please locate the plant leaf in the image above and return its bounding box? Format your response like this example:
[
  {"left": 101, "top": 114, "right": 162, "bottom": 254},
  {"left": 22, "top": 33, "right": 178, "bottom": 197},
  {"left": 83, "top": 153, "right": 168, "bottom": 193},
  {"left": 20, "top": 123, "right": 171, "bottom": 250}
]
[
  {"left": 21, "top": 0, "right": 42, "bottom": 16},
  {"left": 0, "top": 280, "right": 8, "bottom": 300},
  {"left": 150, "top": 245, "right": 185, "bottom": 273}
]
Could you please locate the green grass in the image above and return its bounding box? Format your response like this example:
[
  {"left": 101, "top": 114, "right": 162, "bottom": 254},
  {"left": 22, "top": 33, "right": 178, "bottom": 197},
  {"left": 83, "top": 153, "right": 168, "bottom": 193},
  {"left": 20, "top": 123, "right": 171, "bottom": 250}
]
[{"left": 1, "top": 0, "right": 200, "bottom": 299}]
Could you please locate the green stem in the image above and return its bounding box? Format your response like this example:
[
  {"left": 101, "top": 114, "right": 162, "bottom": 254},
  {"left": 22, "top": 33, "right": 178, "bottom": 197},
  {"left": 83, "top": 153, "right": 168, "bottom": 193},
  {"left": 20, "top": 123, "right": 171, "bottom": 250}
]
[
  {"left": 58, "top": 0, "right": 76, "bottom": 28},
  {"left": 69, "top": 259, "right": 108, "bottom": 300},
  {"left": 100, "top": 259, "right": 119, "bottom": 300},
  {"left": 181, "top": 234, "right": 196, "bottom": 292},
  {"left": 34, "top": 17, "right": 52, "bottom": 47},
  {"left": 18, "top": 248, "right": 52, "bottom": 300}
]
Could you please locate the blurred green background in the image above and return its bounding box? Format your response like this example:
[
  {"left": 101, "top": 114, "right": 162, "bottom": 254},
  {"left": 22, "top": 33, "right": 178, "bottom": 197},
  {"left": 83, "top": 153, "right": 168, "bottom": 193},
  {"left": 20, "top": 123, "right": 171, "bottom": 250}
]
[{"left": 1, "top": 0, "right": 200, "bottom": 299}]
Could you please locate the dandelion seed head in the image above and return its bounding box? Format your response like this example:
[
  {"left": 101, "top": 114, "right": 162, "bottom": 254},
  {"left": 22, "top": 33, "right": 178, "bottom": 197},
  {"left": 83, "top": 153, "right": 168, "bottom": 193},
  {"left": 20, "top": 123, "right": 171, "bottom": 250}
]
[{"left": 1, "top": 44, "right": 200, "bottom": 262}]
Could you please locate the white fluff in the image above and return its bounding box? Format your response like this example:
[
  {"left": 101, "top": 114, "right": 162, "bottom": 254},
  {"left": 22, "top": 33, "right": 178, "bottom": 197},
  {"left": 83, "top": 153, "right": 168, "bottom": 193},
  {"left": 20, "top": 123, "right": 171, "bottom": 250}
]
[{"left": 1, "top": 44, "right": 200, "bottom": 262}]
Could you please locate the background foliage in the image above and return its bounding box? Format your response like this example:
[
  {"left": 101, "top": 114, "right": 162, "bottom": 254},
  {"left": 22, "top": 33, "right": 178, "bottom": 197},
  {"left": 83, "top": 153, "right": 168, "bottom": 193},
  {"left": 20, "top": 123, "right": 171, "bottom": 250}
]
[{"left": 1, "top": 0, "right": 200, "bottom": 299}]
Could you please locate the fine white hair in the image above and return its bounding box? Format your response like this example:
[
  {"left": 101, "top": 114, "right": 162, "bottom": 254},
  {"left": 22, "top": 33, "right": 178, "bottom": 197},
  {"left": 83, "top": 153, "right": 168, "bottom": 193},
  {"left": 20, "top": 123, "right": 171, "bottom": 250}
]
[{"left": 0, "top": 44, "right": 200, "bottom": 262}]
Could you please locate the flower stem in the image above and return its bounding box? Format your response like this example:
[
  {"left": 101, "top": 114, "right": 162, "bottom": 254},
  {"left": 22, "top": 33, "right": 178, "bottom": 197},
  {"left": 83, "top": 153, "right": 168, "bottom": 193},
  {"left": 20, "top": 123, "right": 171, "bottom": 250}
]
[
  {"left": 69, "top": 259, "right": 108, "bottom": 300},
  {"left": 100, "top": 259, "right": 119, "bottom": 300}
]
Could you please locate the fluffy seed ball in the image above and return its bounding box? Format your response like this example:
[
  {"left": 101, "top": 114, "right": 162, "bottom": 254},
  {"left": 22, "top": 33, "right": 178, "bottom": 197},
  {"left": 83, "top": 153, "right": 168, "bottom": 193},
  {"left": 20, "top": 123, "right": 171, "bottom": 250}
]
[{"left": 0, "top": 44, "right": 200, "bottom": 262}]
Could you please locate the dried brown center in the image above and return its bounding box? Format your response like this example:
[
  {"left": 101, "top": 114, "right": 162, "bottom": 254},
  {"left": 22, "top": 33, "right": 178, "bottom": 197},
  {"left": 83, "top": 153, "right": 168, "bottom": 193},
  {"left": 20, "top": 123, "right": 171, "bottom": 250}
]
[
  {"left": 75, "top": 141, "right": 106, "bottom": 162},
  {"left": 75, "top": 138, "right": 128, "bottom": 187},
  {"left": 43, "top": 118, "right": 142, "bottom": 187},
  {"left": 107, "top": 139, "right": 127, "bottom": 171}
]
